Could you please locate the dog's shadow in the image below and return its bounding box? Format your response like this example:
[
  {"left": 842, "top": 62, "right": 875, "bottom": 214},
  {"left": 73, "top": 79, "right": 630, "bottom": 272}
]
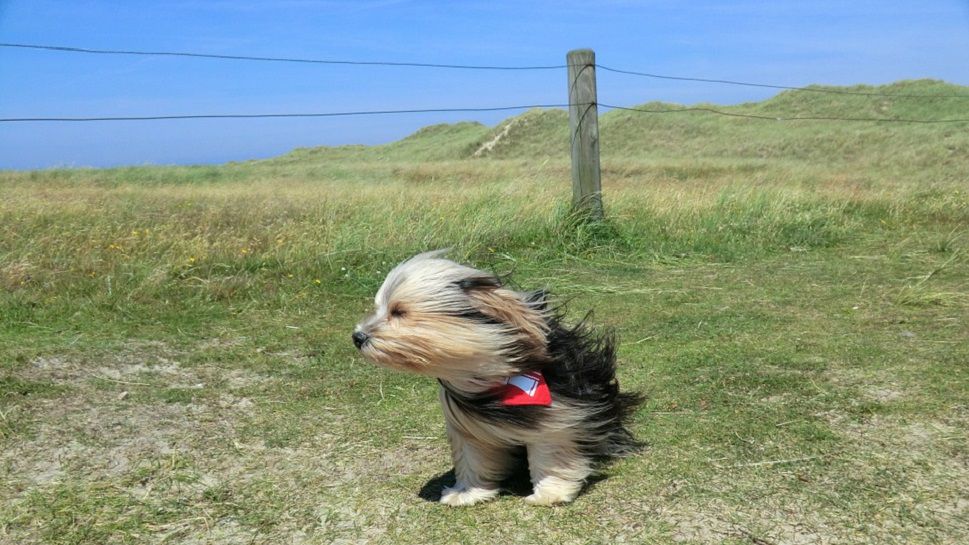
[{"left": 418, "top": 461, "right": 607, "bottom": 502}]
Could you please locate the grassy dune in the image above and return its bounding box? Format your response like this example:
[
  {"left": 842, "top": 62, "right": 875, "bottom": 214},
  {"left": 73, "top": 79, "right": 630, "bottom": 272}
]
[{"left": 1, "top": 81, "right": 967, "bottom": 544}]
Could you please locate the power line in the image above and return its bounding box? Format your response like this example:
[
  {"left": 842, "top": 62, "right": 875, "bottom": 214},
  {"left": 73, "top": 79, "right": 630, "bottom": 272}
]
[
  {"left": 0, "top": 42, "right": 566, "bottom": 71},
  {"left": 596, "top": 65, "right": 969, "bottom": 99},
  {"left": 0, "top": 104, "right": 570, "bottom": 123},
  {"left": 4, "top": 103, "right": 965, "bottom": 124},
  {"left": 5, "top": 42, "right": 969, "bottom": 100},
  {"left": 599, "top": 103, "right": 969, "bottom": 123}
]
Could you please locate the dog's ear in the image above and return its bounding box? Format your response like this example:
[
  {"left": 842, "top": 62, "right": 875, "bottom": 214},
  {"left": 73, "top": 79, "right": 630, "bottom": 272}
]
[
  {"left": 459, "top": 276, "right": 548, "bottom": 352},
  {"left": 455, "top": 275, "right": 501, "bottom": 291}
]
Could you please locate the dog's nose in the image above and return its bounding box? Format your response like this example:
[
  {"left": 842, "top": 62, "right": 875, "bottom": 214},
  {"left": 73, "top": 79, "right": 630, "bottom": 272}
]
[{"left": 352, "top": 331, "right": 370, "bottom": 349}]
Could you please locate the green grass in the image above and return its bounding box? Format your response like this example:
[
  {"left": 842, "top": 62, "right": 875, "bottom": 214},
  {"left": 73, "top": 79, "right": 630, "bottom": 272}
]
[{"left": 1, "top": 80, "right": 967, "bottom": 544}]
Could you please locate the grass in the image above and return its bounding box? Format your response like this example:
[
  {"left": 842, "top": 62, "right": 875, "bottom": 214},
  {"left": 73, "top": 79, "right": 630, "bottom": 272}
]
[{"left": 1, "top": 80, "right": 967, "bottom": 544}]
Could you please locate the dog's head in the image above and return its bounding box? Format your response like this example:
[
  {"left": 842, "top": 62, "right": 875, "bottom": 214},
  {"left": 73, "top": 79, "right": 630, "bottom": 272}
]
[{"left": 352, "top": 251, "right": 549, "bottom": 381}]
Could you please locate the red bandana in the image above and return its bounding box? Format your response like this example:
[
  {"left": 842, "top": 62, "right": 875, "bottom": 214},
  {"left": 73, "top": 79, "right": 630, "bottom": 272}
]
[{"left": 498, "top": 371, "right": 552, "bottom": 406}]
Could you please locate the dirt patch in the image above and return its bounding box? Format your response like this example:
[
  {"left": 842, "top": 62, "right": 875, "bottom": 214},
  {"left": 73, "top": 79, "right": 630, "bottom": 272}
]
[
  {"left": 2, "top": 344, "right": 447, "bottom": 545},
  {"left": 26, "top": 341, "right": 184, "bottom": 385},
  {"left": 657, "top": 405, "right": 969, "bottom": 545},
  {"left": 164, "top": 520, "right": 256, "bottom": 545},
  {"left": 669, "top": 514, "right": 830, "bottom": 545},
  {"left": 197, "top": 337, "right": 248, "bottom": 351},
  {"left": 864, "top": 386, "right": 904, "bottom": 402},
  {"left": 824, "top": 366, "right": 907, "bottom": 404},
  {"left": 25, "top": 342, "right": 270, "bottom": 391},
  {"left": 5, "top": 344, "right": 273, "bottom": 492},
  {"left": 837, "top": 413, "right": 964, "bottom": 450},
  {"left": 667, "top": 507, "right": 735, "bottom": 543},
  {"left": 472, "top": 116, "right": 529, "bottom": 158},
  {"left": 828, "top": 412, "right": 968, "bottom": 544},
  {"left": 4, "top": 393, "right": 205, "bottom": 488}
]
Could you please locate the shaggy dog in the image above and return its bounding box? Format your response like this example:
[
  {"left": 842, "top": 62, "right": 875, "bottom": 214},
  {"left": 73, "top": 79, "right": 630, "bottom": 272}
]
[{"left": 352, "top": 251, "right": 641, "bottom": 506}]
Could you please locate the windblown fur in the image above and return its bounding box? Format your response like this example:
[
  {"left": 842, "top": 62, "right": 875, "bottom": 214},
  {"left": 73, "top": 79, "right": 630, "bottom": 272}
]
[{"left": 353, "top": 251, "right": 642, "bottom": 506}]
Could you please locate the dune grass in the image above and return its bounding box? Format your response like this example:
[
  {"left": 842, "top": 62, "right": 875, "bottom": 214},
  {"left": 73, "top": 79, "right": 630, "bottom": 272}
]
[{"left": 1, "top": 81, "right": 967, "bottom": 544}]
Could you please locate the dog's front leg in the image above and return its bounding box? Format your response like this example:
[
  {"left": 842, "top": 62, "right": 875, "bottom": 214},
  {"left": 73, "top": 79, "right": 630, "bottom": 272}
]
[
  {"left": 524, "top": 440, "right": 591, "bottom": 505},
  {"left": 439, "top": 422, "right": 510, "bottom": 506}
]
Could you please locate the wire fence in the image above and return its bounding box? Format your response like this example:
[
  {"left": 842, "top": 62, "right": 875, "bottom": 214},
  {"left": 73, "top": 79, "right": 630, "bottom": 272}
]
[
  {"left": 599, "top": 103, "right": 969, "bottom": 124},
  {"left": 594, "top": 65, "right": 969, "bottom": 99},
  {"left": 0, "top": 42, "right": 567, "bottom": 71},
  {"left": 2, "top": 41, "right": 968, "bottom": 124},
  {"left": 0, "top": 105, "right": 573, "bottom": 123}
]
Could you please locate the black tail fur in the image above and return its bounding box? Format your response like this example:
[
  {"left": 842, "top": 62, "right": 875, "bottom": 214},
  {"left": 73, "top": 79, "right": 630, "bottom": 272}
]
[{"left": 541, "top": 316, "right": 644, "bottom": 460}]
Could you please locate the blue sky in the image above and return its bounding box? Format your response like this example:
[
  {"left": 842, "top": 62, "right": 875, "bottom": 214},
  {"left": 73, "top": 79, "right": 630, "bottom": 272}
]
[{"left": 1, "top": 0, "right": 968, "bottom": 169}]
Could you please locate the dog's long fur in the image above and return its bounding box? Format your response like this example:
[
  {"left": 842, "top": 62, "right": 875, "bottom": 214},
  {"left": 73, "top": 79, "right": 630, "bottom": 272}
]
[{"left": 353, "top": 251, "right": 642, "bottom": 505}]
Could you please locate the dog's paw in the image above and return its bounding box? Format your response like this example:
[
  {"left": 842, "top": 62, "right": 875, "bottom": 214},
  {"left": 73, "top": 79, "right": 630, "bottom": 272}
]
[
  {"left": 439, "top": 485, "right": 499, "bottom": 507},
  {"left": 523, "top": 490, "right": 577, "bottom": 506},
  {"left": 524, "top": 479, "right": 581, "bottom": 506}
]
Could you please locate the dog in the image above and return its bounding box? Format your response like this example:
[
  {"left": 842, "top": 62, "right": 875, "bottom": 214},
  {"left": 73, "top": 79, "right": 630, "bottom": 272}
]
[{"left": 352, "top": 251, "right": 641, "bottom": 506}]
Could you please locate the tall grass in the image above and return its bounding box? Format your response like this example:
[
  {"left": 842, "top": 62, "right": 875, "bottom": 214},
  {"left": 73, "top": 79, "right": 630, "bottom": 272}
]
[{"left": 2, "top": 155, "right": 962, "bottom": 329}]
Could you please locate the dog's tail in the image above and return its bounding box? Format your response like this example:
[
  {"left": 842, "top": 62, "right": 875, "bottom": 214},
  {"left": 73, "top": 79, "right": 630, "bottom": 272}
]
[
  {"left": 541, "top": 316, "right": 645, "bottom": 460},
  {"left": 604, "top": 390, "right": 646, "bottom": 457}
]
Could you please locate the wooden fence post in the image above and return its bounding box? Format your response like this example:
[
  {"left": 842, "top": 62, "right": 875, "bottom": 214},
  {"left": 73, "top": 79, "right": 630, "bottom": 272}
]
[{"left": 567, "top": 49, "right": 603, "bottom": 220}]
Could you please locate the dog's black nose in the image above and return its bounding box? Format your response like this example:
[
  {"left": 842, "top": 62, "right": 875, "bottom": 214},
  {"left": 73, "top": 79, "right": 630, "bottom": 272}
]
[{"left": 352, "top": 331, "right": 370, "bottom": 349}]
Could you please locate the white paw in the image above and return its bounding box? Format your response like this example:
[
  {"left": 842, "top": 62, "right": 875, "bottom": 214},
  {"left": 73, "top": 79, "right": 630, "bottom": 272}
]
[
  {"left": 524, "top": 479, "right": 581, "bottom": 506},
  {"left": 523, "top": 490, "right": 576, "bottom": 506},
  {"left": 439, "top": 485, "right": 499, "bottom": 507}
]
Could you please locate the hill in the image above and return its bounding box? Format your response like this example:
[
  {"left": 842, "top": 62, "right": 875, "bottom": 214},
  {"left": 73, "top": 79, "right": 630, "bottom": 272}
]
[{"left": 275, "top": 79, "right": 969, "bottom": 169}]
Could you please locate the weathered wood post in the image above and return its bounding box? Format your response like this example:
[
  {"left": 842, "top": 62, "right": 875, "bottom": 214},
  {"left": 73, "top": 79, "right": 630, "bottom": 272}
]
[{"left": 567, "top": 48, "right": 603, "bottom": 220}]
